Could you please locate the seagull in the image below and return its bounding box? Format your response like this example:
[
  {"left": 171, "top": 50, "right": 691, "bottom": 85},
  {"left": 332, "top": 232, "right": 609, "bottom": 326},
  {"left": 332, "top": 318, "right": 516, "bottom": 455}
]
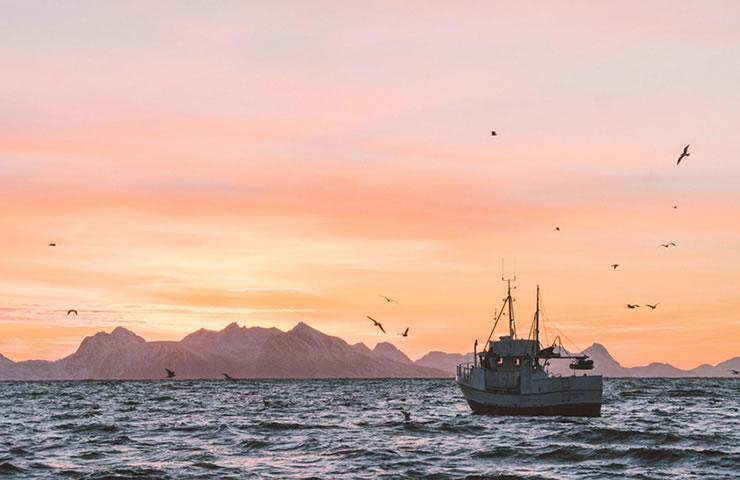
[
  {"left": 730, "top": 370, "right": 739, "bottom": 375},
  {"left": 67, "top": 309, "right": 78, "bottom": 315},
  {"left": 658, "top": 243, "right": 677, "bottom": 248},
  {"left": 48, "top": 243, "right": 56, "bottom": 247},
  {"left": 400, "top": 410, "right": 411, "bottom": 422},
  {"left": 626, "top": 304, "right": 640, "bottom": 309},
  {"left": 645, "top": 303, "right": 660, "bottom": 310},
  {"left": 491, "top": 131, "right": 497, "bottom": 136},
  {"left": 367, "top": 316, "right": 385, "bottom": 333},
  {"left": 611, "top": 264, "right": 619, "bottom": 270},
  {"left": 673, "top": 205, "right": 678, "bottom": 209},
  {"left": 677, "top": 144, "right": 690, "bottom": 165},
  {"left": 165, "top": 369, "right": 176, "bottom": 378},
  {"left": 398, "top": 328, "right": 409, "bottom": 337},
  {"left": 379, "top": 295, "right": 398, "bottom": 304},
  {"left": 222, "top": 373, "right": 236, "bottom": 381},
  {"left": 555, "top": 227, "right": 560, "bottom": 231}
]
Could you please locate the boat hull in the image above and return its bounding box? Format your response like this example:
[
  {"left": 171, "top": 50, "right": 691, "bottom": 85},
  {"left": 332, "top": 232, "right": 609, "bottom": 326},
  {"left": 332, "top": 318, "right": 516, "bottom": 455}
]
[{"left": 457, "top": 371, "right": 603, "bottom": 417}]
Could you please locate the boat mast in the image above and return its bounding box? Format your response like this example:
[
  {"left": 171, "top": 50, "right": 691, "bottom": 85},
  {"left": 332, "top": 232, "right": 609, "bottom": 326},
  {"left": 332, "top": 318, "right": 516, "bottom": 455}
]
[
  {"left": 535, "top": 285, "right": 540, "bottom": 355},
  {"left": 501, "top": 259, "right": 517, "bottom": 339},
  {"left": 506, "top": 279, "right": 516, "bottom": 338}
]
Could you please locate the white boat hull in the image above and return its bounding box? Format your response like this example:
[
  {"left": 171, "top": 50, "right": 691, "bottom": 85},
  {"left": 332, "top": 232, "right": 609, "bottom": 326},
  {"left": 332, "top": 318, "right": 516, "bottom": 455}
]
[{"left": 457, "top": 367, "right": 603, "bottom": 417}]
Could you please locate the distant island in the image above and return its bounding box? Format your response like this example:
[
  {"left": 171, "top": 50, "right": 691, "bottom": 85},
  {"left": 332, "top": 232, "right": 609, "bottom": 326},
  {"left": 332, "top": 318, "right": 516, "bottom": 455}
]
[{"left": 0, "top": 322, "right": 737, "bottom": 380}]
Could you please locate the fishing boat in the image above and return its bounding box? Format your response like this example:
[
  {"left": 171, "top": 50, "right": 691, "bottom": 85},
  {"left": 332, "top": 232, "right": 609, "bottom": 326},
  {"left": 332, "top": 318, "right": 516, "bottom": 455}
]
[{"left": 456, "top": 280, "right": 603, "bottom": 416}]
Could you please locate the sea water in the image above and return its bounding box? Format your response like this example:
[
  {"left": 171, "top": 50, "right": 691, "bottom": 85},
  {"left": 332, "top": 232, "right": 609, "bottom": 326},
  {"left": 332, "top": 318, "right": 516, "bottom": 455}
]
[{"left": 0, "top": 378, "right": 737, "bottom": 479}]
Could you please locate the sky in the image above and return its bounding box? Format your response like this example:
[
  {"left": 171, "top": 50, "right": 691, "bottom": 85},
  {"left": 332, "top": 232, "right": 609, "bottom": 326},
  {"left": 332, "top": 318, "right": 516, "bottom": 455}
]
[{"left": 1, "top": 1, "right": 739, "bottom": 369}]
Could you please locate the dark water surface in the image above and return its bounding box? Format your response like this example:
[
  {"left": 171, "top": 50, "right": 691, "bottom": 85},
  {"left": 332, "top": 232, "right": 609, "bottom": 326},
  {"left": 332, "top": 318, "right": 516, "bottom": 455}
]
[{"left": 0, "top": 378, "right": 737, "bottom": 479}]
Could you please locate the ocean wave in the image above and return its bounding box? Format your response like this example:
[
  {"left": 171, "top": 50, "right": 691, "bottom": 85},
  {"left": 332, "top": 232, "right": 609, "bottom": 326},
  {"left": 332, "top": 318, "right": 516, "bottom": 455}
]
[
  {"left": 464, "top": 473, "right": 555, "bottom": 480},
  {"left": 668, "top": 388, "right": 713, "bottom": 398},
  {"left": 150, "top": 395, "right": 174, "bottom": 402},
  {"left": 236, "top": 438, "right": 270, "bottom": 450},
  {"left": 472, "top": 446, "right": 522, "bottom": 459},
  {"left": 73, "top": 467, "right": 171, "bottom": 479},
  {"left": 438, "top": 422, "right": 481, "bottom": 434},
  {"left": 68, "top": 423, "right": 120, "bottom": 434},
  {"left": 255, "top": 421, "right": 341, "bottom": 431},
  {"left": 565, "top": 426, "right": 684, "bottom": 444},
  {"left": 0, "top": 462, "right": 23, "bottom": 473},
  {"left": 620, "top": 446, "right": 728, "bottom": 463},
  {"left": 191, "top": 461, "right": 222, "bottom": 470},
  {"left": 74, "top": 451, "right": 108, "bottom": 460},
  {"left": 470, "top": 442, "right": 734, "bottom": 466},
  {"left": 7, "top": 447, "right": 30, "bottom": 456}
]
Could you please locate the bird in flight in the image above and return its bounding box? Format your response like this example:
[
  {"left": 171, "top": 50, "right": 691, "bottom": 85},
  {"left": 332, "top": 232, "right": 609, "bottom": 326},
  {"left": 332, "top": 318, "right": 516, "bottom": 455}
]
[
  {"left": 222, "top": 373, "right": 236, "bottom": 381},
  {"left": 658, "top": 243, "right": 677, "bottom": 248},
  {"left": 379, "top": 295, "right": 398, "bottom": 304},
  {"left": 67, "top": 309, "right": 78, "bottom": 315},
  {"left": 645, "top": 303, "right": 660, "bottom": 310},
  {"left": 555, "top": 227, "right": 560, "bottom": 231},
  {"left": 673, "top": 205, "right": 678, "bottom": 209},
  {"left": 730, "top": 370, "right": 739, "bottom": 375},
  {"left": 676, "top": 144, "right": 690, "bottom": 165},
  {"left": 400, "top": 410, "right": 411, "bottom": 422},
  {"left": 48, "top": 243, "right": 56, "bottom": 247},
  {"left": 611, "top": 264, "right": 619, "bottom": 270},
  {"left": 491, "top": 131, "right": 497, "bottom": 136},
  {"left": 165, "top": 369, "right": 176, "bottom": 378},
  {"left": 367, "top": 316, "right": 385, "bottom": 333},
  {"left": 398, "top": 328, "right": 409, "bottom": 337},
  {"left": 626, "top": 304, "right": 640, "bottom": 309}
]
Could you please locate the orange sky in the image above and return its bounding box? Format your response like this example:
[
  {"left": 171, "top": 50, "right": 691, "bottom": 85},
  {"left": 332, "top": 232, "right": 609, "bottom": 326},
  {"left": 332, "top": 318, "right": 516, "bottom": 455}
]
[{"left": 1, "top": 2, "right": 739, "bottom": 369}]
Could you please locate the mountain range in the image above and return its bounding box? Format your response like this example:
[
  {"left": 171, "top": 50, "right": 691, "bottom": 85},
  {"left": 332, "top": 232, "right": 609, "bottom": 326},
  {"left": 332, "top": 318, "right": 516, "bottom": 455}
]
[
  {"left": 418, "top": 342, "right": 740, "bottom": 378},
  {"left": 0, "top": 322, "right": 737, "bottom": 379},
  {"left": 0, "top": 322, "right": 447, "bottom": 380}
]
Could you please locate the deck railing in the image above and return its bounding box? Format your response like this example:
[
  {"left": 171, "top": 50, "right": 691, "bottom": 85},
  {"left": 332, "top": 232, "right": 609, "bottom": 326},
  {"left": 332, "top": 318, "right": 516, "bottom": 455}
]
[{"left": 457, "top": 362, "right": 474, "bottom": 380}]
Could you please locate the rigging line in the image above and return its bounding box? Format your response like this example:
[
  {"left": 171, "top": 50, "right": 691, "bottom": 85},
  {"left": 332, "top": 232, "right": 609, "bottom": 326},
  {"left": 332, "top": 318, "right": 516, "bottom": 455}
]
[
  {"left": 539, "top": 290, "right": 583, "bottom": 353},
  {"left": 527, "top": 306, "right": 536, "bottom": 341},
  {"left": 540, "top": 304, "right": 550, "bottom": 347},
  {"left": 527, "top": 292, "right": 540, "bottom": 344},
  {"left": 548, "top": 319, "right": 585, "bottom": 355},
  {"left": 539, "top": 291, "right": 552, "bottom": 346},
  {"left": 483, "top": 297, "right": 508, "bottom": 351},
  {"left": 539, "top": 291, "right": 580, "bottom": 353}
]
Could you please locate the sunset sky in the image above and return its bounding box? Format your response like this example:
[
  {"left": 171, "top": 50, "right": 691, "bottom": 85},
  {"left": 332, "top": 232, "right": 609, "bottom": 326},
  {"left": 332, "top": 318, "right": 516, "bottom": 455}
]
[{"left": 1, "top": 2, "right": 739, "bottom": 369}]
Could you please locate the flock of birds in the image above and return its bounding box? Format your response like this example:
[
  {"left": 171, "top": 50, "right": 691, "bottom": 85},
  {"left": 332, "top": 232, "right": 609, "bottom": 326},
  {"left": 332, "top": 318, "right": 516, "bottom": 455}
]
[
  {"left": 45, "top": 141, "right": 737, "bottom": 385},
  {"left": 366, "top": 295, "right": 409, "bottom": 337},
  {"left": 553, "top": 143, "right": 691, "bottom": 311},
  {"left": 625, "top": 303, "right": 659, "bottom": 310}
]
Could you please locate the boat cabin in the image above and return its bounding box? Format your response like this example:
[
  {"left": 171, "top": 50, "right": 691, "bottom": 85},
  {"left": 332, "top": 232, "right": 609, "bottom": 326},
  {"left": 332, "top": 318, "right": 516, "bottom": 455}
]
[{"left": 480, "top": 337, "right": 539, "bottom": 371}]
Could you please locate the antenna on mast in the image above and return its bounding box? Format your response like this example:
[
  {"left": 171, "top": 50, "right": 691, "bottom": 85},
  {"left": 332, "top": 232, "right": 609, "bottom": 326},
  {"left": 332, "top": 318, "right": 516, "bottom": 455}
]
[
  {"left": 501, "top": 258, "right": 517, "bottom": 338},
  {"left": 501, "top": 258, "right": 516, "bottom": 282}
]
